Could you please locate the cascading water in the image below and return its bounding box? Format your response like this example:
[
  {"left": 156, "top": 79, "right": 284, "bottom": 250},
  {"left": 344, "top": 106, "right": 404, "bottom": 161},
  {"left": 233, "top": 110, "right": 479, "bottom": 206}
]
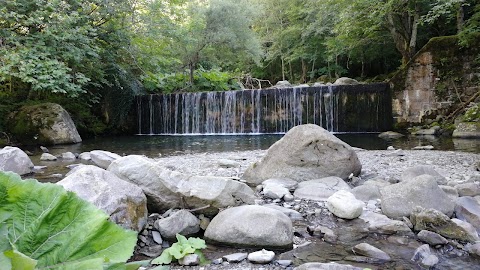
[{"left": 135, "top": 83, "right": 392, "bottom": 135}]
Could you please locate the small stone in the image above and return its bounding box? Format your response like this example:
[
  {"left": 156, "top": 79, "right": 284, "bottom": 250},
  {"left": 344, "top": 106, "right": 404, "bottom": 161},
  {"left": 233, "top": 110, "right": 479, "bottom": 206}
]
[
  {"left": 276, "top": 260, "right": 292, "bottom": 266},
  {"left": 326, "top": 190, "right": 364, "bottom": 219},
  {"left": 62, "top": 152, "right": 76, "bottom": 160},
  {"left": 417, "top": 230, "right": 448, "bottom": 246},
  {"left": 283, "top": 194, "right": 294, "bottom": 202},
  {"left": 352, "top": 243, "right": 391, "bottom": 261},
  {"left": 223, "top": 253, "right": 248, "bottom": 263},
  {"left": 248, "top": 249, "right": 275, "bottom": 264},
  {"left": 178, "top": 254, "right": 199, "bottom": 266},
  {"left": 152, "top": 231, "right": 163, "bottom": 245},
  {"left": 40, "top": 146, "right": 49, "bottom": 153},
  {"left": 212, "top": 258, "right": 223, "bottom": 265},
  {"left": 413, "top": 145, "right": 434, "bottom": 150},
  {"left": 40, "top": 153, "right": 57, "bottom": 161},
  {"left": 387, "top": 146, "right": 395, "bottom": 150},
  {"left": 138, "top": 245, "right": 163, "bottom": 257},
  {"left": 139, "top": 235, "right": 148, "bottom": 244}
]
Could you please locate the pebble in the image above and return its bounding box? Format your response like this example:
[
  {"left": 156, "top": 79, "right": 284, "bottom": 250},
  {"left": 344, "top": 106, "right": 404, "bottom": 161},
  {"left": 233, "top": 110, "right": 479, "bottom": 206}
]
[
  {"left": 247, "top": 249, "right": 275, "bottom": 264},
  {"left": 151, "top": 230, "right": 163, "bottom": 245},
  {"left": 223, "top": 253, "right": 248, "bottom": 263}
]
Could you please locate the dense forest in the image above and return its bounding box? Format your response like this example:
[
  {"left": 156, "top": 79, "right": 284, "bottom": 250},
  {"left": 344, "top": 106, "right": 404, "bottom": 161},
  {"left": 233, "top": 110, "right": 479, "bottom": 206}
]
[{"left": 0, "top": 0, "right": 479, "bottom": 138}]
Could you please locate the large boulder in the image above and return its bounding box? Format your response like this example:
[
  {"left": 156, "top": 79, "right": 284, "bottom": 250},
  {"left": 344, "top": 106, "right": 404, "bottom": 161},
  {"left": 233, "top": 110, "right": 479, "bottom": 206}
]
[
  {"left": 154, "top": 210, "right": 200, "bottom": 240},
  {"left": 455, "top": 196, "right": 480, "bottom": 233},
  {"left": 108, "top": 155, "right": 254, "bottom": 215},
  {"left": 333, "top": 77, "right": 360, "bottom": 85},
  {"left": 380, "top": 175, "right": 454, "bottom": 219},
  {"left": 401, "top": 165, "right": 447, "bottom": 185},
  {"left": 294, "top": 177, "right": 351, "bottom": 201},
  {"left": 411, "top": 208, "right": 479, "bottom": 243},
  {"left": 7, "top": 103, "right": 81, "bottom": 145},
  {"left": 90, "top": 150, "right": 122, "bottom": 169},
  {"left": 453, "top": 122, "right": 480, "bottom": 138},
  {"left": 204, "top": 205, "right": 293, "bottom": 249},
  {"left": 57, "top": 165, "right": 147, "bottom": 232},
  {"left": 0, "top": 146, "right": 34, "bottom": 175},
  {"left": 242, "top": 124, "right": 361, "bottom": 185}
]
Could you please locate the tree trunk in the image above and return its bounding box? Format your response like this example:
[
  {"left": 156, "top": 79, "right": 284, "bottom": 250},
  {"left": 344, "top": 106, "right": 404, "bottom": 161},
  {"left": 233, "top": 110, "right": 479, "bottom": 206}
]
[
  {"left": 409, "top": 7, "right": 419, "bottom": 60},
  {"left": 281, "top": 57, "right": 285, "bottom": 81},
  {"left": 189, "top": 62, "right": 195, "bottom": 87},
  {"left": 301, "top": 58, "right": 307, "bottom": 83},
  {"left": 457, "top": 2, "right": 465, "bottom": 33}
]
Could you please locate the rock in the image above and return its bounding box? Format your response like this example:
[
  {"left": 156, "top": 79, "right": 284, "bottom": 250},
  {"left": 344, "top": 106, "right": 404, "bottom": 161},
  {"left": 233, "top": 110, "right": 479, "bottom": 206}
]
[
  {"left": 294, "top": 177, "right": 352, "bottom": 201},
  {"left": 78, "top": 152, "right": 91, "bottom": 161},
  {"left": 333, "top": 77, "right": 359, "bottom": 85},
  {"left": 294, "top": 262, "right": 362, "bottom": 270},
  {"left": 274, "top": 80, "right": 292, "bottom": 88},
  {"left": 263, "top": 184, "right": 291, "bottom": 200},
  {"left": 451, "top": 218, "right": 479, "bottom": 241},
  {"left": 242, "top": 124, "right": 361, "bottom": 185},
  {"left": 7, "top": 103, "right": 82, "bottom": 145},
  {"left": 57, "top": 165, "right": 147, "bottom": 232},
  {"left": 455, "top": 196, "right": 480, "bottom": 232},
  {"left": 154, "top": 210, "right": 200, "bottom": 240},
  {"left": 412, "top": 126, "right": 440, "bottom": 136},
  {"left": 358, "top": 211, "right": 412, "bottom": 235},
  {"left": 379, "top": 175, "right": 454, "bottom": 219},
  {"left": 351, "top": 185, "right": 381, "bottom": 202},
  {"left": 108, "top": 155, "right": 254, "bottom": 214},
  {"left": 412, "top": 244, "right": 438, "bottom": 268},
  {"left": 138, "top": 245, "right": 163, "bottom": 258},
  {"left": 378, "top": 131, "right": 404, "bottom": 139},
  {"left": 178, "top": 254, "right": 199, "bottom": 266},
  {"left": 439, "top": 185, "right": 459, "bottom": 200},
  {"left": 411, "top": 244, "right": 438, "bottom": 268},
  {"left": 263, "top": 204, "right": 303, "bottom": 221},
  {"left": 411, "top": 208, "right": 479, "bottom": 242},
  {"left": 0, "top": 146, "right": 34, "bottom": 175},
  {"left": 62, "top": 152, "right": 76, "bottom": 160},
  {"left": 276, "top": 260, "right": 292, "bottom": 267},
  {"left": 262, "top": 178, "right": 298, "bottom": 191},
  {"left": 455, "top": 183, "right": 480, "bottom": 197},
  {"left": 326, "top": 190, "right": 364, "bottom": 219},
  {"left": 352, "top": 243, "right": 391, "bottom": 261},
  {"left": 412, "top": 145, "right": 435, "bottom": 150},
  {"left": 453, "top": 122, "right": 480, "bottom": 138},
  {"left": 401, "top": 165, "right": 447, "bottom": 185},
  {"left": 90, "top": 150, "right": 122, "bottom": 169},
  {"left": 40, "top": 153, "right": 57, "bottom": 161},
  {"left": 204, "top": 205, "right": 293, "bottom": 249},
  {"left": 248, "top": 249, "right": 275, "bottom": 264},
  {"left": 40, "top": 146, "right": 49, "bottom": 153},
  {"left": 151, "top": 231, "right": 163, "bottom": 245},
  {"left": 218, "top": 159, "right": 240, "bottom": 168},
  {"left": 417, "top": 230, "right": 448, "bottom": 245},
  {"left": 223, "top": 253, "right": 248, "bottom": 263},
  {"left": 466, "top": 242, "right": 480, "bottom": 257}
]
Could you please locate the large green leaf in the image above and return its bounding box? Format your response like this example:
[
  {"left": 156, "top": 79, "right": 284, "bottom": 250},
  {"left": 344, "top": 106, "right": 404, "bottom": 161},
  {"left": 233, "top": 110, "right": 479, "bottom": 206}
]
[{"left": 0, "top": 171, "right": 138, "bottom": 270}]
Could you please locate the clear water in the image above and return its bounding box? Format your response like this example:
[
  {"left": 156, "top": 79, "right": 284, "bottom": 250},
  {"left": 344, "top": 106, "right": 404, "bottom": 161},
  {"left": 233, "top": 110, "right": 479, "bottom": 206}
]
[{"left": 26, "top": 133, "right": 480, "bottom": 158}]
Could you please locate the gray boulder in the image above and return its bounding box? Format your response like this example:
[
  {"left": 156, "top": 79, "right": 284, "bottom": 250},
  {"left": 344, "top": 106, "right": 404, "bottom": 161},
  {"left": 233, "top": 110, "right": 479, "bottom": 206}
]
[
  {"left": 263, "top": 204, "right": 303, "bottom": 221},
  {"left": 380, "top": 175, "right": 454, "bottom": 218},
  {"left": 455, "top": 182, "right": 480, "bottom": 197},
  {"left": 262, "top": 183, "right": 291, "bottom": 200},
  {"left": 274, "top": 80, "right": 292, "bottom": 88},
  {"left": 247, "top": 249, "right": 275, "bottom": 264},
  {"left": 359, "top": 211, "right": 412, "bottom": 235},
  {"left": 154, "top": 210, "right": 200, "bottom": 239},
  {"left": 204, "top": 205, "right": 293, "bottom": 249},
  {"left": 411, "top": 208, "right": 479, "bottom": 242},
  {"left": 453, "top": 122, "right": 480, "bottom": 138},
  {"left": 455, "top": 196, "right": 480, "bottom": 232},
  {"left": 352, "top": 243, "right": 391, "bottom": 261},
  {"left": 243, "top": 124, "right": 361, "bottom": 185},
  {"left": 40, "top": 153, "right": 57, "bottom": 161},
  {"left": 7, "top": 103, "right": 81, "bottom": 145},
  {"left": 90, "top": 150, "right": 122, "bottom": 169},
  {"left": 293, "top": 177, "right": 352, "bottom": 201},
  {"left": 62, "top": 151, "right": 76, "bottom": 160},
  {"left": 326, "top": 190, "right": 363, "bottom": 219},
  {"left": 378, "top": 131, "right": 404, "bottom": 139},
  {"left": 401, "top": 166, "right": 447, "bottom": 185},
  {"left": 108, "top": 155, "right": 254, "bottom": 215},
  {"left": 333, "top": 77, "right": 359, "bottom": 85},
  {"left": 351, "top": 185, "right": 381, "bottom": 202},
  {"left": 417, "top": 230, "right": 448, "bottom": 245},
  {"left": 262, "top": 178, "right": 298, "bottom": 191},
  {"left": 411, "top": 244, "right": 439, "bottom": 268},
  {"left": 0, "top": 146, "right": 34, "bottom": 175},
  {"left": 412, "top": 126, "right": 440, "bottom": 136},
  {"left": 57, "top": 165, "right": 147, "bottom": 232}
]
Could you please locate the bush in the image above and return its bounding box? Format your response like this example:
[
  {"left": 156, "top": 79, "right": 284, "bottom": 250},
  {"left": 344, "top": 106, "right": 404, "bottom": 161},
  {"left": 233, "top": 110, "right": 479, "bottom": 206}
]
[{"left": 464, "top": 103, "right": 480, "bottom": 122}]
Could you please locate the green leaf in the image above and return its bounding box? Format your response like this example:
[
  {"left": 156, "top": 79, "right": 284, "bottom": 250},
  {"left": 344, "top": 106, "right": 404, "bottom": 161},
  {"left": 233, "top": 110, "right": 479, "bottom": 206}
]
[
  {"left": 187, "top": 237, "right": 207, "bottom": 250},
  {"left": 4, "top": 249, "right": 37, "bottom": 270},
  {"left": 0, "top": 171, "right": 137, "bottom": 270},
  {"left": 175, "top": 234, "right": 188, "bottom": 246},
  {"left": 151, "top": 249, "right": 172, "bottom": 265}
]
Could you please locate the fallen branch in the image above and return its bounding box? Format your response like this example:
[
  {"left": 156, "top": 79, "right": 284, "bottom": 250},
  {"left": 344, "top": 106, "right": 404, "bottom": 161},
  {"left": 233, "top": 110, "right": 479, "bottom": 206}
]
[{"left": 446, "top": 90, "right": 480, "bottom": 120}]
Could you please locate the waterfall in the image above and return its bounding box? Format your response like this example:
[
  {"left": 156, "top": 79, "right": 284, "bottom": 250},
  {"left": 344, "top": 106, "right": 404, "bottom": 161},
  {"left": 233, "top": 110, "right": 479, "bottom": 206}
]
[{"left": 136, "top": 83, "right": 392, "bottom": 135}]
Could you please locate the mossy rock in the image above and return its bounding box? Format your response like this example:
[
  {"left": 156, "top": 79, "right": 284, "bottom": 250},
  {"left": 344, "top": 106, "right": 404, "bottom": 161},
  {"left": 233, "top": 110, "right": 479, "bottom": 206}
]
[
  {"left": 7, "top": 103, "right": 82, "bottom": 145},
  {"left": 452, "top": 122, "right": 480, "bottom": 138}
]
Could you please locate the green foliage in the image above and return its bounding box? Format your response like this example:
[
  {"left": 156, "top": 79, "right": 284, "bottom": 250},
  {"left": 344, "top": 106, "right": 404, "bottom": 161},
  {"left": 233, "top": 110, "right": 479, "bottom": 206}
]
[
  {"left": 0, "top": 171, "right": 138, "bottom": 270},
  {"left": 151, "top": 234, "right": 207, "bottom": 265},
  {"left": 145, "top": 69, "right": 240, "bottom": 93},
  {"left": 464, "top": 103, "right": 480, "bottom": 122}
]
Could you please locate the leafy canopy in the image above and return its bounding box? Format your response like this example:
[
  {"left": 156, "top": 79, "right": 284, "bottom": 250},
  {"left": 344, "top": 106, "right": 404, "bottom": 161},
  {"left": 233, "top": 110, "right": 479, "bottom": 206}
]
[{"left": 0, "top": 171, "right": 138, "bottom": 270}]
